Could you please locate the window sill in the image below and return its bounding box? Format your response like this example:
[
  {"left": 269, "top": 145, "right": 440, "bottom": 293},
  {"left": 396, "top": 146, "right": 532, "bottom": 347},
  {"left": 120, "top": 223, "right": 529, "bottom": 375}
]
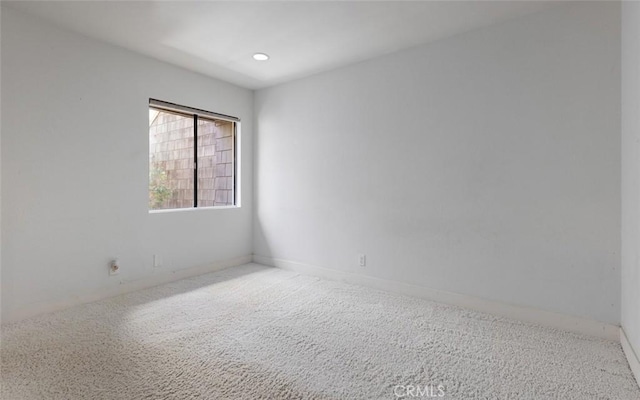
[{"left": 149, "top": 205, "right": 240, "bottom": 214}]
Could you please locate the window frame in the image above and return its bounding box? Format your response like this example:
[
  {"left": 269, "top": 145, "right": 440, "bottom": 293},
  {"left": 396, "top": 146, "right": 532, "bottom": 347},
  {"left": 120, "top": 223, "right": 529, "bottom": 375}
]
[{"left": 148, "top": 99, "right": 239, "bottom": 211}]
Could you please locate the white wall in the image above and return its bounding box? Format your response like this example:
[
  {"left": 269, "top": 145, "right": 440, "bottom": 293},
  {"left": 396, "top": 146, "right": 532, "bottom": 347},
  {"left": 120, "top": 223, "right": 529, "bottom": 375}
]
[
  {"left": 254, "top": 2, "right": 621, "bottom": 324},
  {"left": 0, "top": 4, "right": 3, "bottom": 325},
  {"left": 621, "top": 0, "right": 640, "bottom": 374},
  {"left": 1, "top": 6, "right": 253, "bottom": 322}
]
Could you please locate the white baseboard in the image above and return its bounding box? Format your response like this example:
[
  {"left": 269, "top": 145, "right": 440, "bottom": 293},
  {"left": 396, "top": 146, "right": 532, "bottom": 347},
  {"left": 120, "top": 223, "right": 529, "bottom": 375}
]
[
  {"left": 2, "top": 255, "right": 252, "bottom": 325},
  {"left": 621, "top": 327, "right": 640, "bottom": 387},
  {"left": 253, "top": 255, "right": 619, "bottom": 341}
]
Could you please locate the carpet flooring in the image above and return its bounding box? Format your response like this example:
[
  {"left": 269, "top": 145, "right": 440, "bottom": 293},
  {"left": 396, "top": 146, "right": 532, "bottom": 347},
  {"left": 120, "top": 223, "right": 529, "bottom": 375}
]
[{"left": 1, "top": 263, "right": 639, "bottom": 399}]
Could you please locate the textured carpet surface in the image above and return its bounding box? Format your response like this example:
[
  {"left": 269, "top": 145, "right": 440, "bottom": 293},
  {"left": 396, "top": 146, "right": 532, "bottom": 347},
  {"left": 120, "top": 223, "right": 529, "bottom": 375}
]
[{"left": 1, "top": 263, "right": 638, "bottom": 399}]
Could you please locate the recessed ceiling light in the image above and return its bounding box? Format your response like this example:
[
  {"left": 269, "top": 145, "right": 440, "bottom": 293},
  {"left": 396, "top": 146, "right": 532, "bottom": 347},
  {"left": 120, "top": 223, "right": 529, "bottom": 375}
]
[{"left": 253, "top": 53, "right": 270, "bottom": 61}]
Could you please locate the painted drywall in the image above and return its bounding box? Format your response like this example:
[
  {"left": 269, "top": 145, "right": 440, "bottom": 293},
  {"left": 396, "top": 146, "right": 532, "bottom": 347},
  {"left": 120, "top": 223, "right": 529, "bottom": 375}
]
[
  {"left": 254, "top": 2, "right": 621, "bottom": 324},
  {"left": 0, "top": 4, "right": 3, "bottom": 325},
  {"left": 0, "top": 6, "right": 253, "bottom": 322},
  {"left": 621, "top": 0, "right": 640, "bottom": 376}
]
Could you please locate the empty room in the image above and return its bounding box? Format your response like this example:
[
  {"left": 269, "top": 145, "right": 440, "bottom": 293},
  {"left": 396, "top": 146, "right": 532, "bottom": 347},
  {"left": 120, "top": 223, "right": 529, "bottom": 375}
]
[{"left": 1, "top": 1, "right": 640, "bottom": 399}]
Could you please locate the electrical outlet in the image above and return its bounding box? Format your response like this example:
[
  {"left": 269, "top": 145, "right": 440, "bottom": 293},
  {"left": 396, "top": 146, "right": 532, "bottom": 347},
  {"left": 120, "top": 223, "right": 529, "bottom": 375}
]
[
  {"left": 358, "top": 254, "right": 366, "bottom": 267},
  {"left": 153, "top": 254, "right": 162, "bottom": 268},
  {"left": 109, "top": 259, "right": 120, "bottom": 276}
]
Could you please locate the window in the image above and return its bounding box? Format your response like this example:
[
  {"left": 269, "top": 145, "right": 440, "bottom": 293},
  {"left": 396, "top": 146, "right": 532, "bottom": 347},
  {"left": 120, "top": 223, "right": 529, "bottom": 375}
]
[{"left": 148, "top": 99, "right": 238, "bottom": 210}]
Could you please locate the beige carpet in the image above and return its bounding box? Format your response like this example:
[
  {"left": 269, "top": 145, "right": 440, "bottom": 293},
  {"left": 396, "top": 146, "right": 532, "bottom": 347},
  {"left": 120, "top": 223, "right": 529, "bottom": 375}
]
[{"left": 1, "top": 263, "right": 638, "bottom": 399}]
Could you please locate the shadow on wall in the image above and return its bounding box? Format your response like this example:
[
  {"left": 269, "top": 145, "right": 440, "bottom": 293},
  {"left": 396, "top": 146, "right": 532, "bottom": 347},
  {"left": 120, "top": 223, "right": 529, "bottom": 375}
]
[{"left": 252, "top": 217, "right": 275, "bottom": 263}]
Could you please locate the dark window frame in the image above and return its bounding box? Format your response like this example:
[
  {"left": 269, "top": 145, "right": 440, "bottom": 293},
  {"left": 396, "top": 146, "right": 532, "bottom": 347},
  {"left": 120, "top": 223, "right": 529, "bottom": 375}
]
[{"left": 149, "top": 99, "right": 239, "bottom": 210}]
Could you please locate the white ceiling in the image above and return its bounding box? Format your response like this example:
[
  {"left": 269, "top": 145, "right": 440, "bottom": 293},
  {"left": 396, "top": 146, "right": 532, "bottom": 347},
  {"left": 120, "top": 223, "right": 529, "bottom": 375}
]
[{"left": 6, "top": 1, "right": 559, "bottom": 90}]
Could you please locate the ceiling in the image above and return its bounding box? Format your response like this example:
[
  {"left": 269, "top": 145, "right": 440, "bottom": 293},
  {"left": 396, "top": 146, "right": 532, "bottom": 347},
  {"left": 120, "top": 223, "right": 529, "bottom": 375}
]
[{"left": 5, "top": 1, "right": 559, "bottom": 90}]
